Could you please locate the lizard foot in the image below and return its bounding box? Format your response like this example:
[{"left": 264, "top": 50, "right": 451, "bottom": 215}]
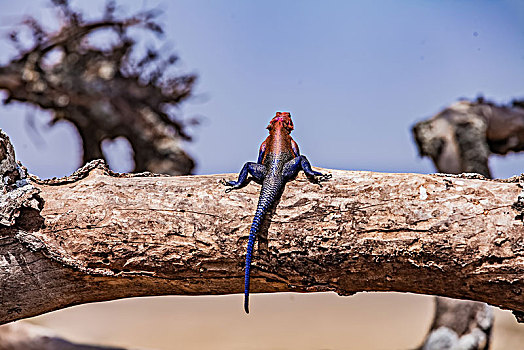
[
  {"left": 311, "top": 173, "right": 332, "bottom": 187},
  {"left": 220, "top": 178, "right": 232, "bottom": 186},
  {"left": 220, "top": 179, "right": 238, "bottom": 193},
  {"left": 318, "top": 173, "right": 332, "bottom": 182}
]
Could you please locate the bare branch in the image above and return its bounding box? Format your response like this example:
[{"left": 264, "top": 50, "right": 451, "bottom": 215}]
[
  {"left": 412, "top": 98, "right": 524, "bottom": 177},
  {"left": 0, "top": 155, "right": 522, "bottom": 325}
]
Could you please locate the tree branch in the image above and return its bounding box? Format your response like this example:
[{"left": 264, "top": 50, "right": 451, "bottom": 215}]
[
  {"left": 1, "top": 156, "right": 523, "bottom": 325},
  {"left": 412, "top": 98, "right": 524, "bottom": 177}
]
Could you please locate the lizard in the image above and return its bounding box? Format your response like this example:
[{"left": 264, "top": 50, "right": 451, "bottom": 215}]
[{"left": 222, "top": 111, "right": 331, "bottom": 313}]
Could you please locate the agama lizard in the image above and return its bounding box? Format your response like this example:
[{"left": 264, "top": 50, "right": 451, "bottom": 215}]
[{"left": 222, "top": 112, "right": 331, "bottom": 313}]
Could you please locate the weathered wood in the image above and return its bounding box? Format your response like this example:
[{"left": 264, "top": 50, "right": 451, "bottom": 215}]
[{"left": 1, "top": 159, "right": 523, "bottom": 325}]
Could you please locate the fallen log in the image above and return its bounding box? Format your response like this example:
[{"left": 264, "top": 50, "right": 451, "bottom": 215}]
[{"left": 1, "top": 154, "right": 523, "bottom": 324}]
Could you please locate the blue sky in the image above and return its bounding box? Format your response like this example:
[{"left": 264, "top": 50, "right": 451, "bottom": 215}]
[{"left": 0, "top": 0, "right": 523, "bottom": 178}]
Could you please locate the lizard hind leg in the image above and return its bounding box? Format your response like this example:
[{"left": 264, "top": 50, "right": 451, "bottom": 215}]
[
  {"left": 282, "top": 156, "right": 302, "bottom": 179},
  {"left": 283, "top": 156, "right": 332, "bottom": 182},
  {"left": 222, "top": 162, "right": 266, "bottom": 192}
]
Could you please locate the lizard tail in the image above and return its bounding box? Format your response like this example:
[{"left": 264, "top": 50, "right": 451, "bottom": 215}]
[
  {"left": 244, "top": 209, "right": 262, "bottom": 314},
  {"left": 244, "top": 181, "right": 281, "bottom": 314}
]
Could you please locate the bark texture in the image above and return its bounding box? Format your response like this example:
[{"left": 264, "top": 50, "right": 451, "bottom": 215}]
[{"left": 1, "top": 159, "right": 523, "bottom": 325}]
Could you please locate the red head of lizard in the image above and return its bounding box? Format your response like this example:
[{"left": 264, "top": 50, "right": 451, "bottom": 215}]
[{"left": 267, "top": 112, "right": 294, "bottom": 132}]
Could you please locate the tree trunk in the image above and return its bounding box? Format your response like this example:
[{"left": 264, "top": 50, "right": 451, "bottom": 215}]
[{"left": 1, "top": 154, "right": 523, "bottom": 325}]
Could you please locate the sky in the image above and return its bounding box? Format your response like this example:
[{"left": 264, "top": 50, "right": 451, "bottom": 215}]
[
  {"left": 1, "top": 2, "right": 524, "bottom": 348},
  {"left": 0, "top": 0, "right": 523, "bottom": 179}
]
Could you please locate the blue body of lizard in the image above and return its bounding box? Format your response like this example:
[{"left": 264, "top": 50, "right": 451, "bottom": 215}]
[{"left": 223, "top": 112, "right": 331, "bottom": 313}]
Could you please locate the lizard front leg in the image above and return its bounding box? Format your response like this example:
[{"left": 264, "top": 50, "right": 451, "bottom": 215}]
[{"left": 221, "top": 162, "right": 266, "bottom": 192}]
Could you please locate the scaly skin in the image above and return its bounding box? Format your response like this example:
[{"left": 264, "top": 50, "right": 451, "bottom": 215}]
[{"left": 222, "top": 112, "right": 331, "bottom": 313}]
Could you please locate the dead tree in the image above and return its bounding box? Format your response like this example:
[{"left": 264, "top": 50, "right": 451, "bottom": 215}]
[
  {"left": 413, "top": 97, "right": 524, "bottom": 349},
  {"left": 413, "top": 97, "right": 524, "bottom": 178},
  {"left": 0, "top": 0, "right": 196, "bottom": 175},
  {"left": 1, "top": 128, "right": 523, "bottom": 330}
]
